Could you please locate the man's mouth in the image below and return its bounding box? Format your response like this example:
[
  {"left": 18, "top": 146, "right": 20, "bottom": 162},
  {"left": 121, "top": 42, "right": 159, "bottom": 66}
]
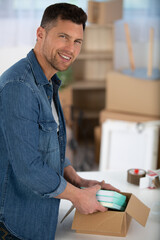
[{"left": 59, "top": 53, "right": 72, "bottom": 61}]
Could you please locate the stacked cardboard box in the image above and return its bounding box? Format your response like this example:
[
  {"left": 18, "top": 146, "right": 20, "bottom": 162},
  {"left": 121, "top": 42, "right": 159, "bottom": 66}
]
[
  {"left": 71, "top": 24, "right": 114, "bottom": 142},
  {"left": 71, "top": 0, "right": 123, "bottom": 142},
  {"left": 106, "top": 71, "right": 160, "bottom": 117},
  {"left": 99, "top": 110, "right": 160, "bottom": 125},
  {"left": 95, "top": 71, "right": 160, "bottom": 168},
  {"left": 88, "top": 0, "right": 123, "bottom": 25}
]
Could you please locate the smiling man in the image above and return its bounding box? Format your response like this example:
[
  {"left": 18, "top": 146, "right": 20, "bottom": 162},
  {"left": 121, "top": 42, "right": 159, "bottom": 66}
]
[
  {"left": 35, "top": 16, "right": 83, "bottom": 78},
  {"left": 0, "top": 3, "right": 119, "bottom": 240}
]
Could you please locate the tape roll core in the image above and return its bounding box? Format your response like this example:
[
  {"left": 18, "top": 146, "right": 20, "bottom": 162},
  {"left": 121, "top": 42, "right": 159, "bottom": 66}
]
[{"left": 127, "top": 169, "right": 146, "bottom": 185}]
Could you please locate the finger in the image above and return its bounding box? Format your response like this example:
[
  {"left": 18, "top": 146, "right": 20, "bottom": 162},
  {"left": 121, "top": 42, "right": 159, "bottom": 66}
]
[
  {"left": 108, "top": 184, "right": 121, "bottom": 193},
  {"left": 98, "top": 203, "right": 108, "bottom": 212},
  {"left": 102, "top": 183, "right": 121, "bottom": 193},
  {"left": 99, "top": 180, "right": 105, "bottom": 186},
  {"left": 93, "top": 184, "right": 101, "bottom": 192}
]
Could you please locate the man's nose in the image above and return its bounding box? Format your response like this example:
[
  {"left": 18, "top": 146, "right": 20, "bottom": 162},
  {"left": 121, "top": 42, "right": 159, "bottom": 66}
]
[{"left": 65, "top": 40, "right": 75, "bottom": 53}]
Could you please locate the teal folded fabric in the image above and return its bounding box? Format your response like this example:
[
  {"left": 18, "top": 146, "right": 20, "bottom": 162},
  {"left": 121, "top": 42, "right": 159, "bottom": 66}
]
[
  {"left": 96, "top": 190, "right": 127, "bottom": 211},
  {"left": 99, "top": 201, "right": 126, "bottom": 211}
]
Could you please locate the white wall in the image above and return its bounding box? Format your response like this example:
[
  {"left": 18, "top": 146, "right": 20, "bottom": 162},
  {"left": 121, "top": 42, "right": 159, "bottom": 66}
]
[{"left": 0, "top": 46, "right": 32, "bottom": 75}]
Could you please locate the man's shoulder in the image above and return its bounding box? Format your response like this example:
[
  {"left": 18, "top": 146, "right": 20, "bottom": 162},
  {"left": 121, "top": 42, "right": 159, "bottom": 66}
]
[
  {"left": 0, "top": 56, "right": 34, "bottom": 90},
  {"left": 0, "top": 57, "right": 31, "bottom": 81}
]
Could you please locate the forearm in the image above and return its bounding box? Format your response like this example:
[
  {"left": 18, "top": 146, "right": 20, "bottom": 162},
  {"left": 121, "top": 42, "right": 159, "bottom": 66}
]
[
  {"left": 63, "top": 165, "right": 82, "bottom": 187},
  {"left": 55, "top": 181, "right": 106, "bottom": 214},
  {"left": 62, "top": 166, "right": 120, "bottom": 214},
  {"left": 55, "top": 181, "right": 80, "bottom": 202},
  {"left": 64, "top": 165, "right": 120, "bottom": 192},
  {"left": 64, "top": 165, "right": 102, "bottom": 188}
]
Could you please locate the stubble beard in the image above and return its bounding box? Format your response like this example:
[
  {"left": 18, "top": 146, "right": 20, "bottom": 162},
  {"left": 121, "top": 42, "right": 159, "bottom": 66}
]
[{"left": 49, "top": 51, "right": 73, "bottom": 73}]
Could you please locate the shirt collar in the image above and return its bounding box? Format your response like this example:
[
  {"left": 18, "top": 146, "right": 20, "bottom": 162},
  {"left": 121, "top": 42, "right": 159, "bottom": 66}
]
[{"left": 27, "top": 49, "right": 61, "bottom": 88}]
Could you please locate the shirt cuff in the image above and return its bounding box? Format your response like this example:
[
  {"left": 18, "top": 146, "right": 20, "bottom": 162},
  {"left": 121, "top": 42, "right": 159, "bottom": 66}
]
[
  {"left": 44, "top": 175, "right": 67, "bottom": 198},
  {"left": 63, "top": 157, "right": 71, "bottom": 168}
]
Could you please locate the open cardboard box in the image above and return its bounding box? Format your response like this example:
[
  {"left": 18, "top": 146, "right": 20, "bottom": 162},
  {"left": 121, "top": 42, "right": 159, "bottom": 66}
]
[{"left": 72, "top": 192, "right": 150, "bottom": 237}]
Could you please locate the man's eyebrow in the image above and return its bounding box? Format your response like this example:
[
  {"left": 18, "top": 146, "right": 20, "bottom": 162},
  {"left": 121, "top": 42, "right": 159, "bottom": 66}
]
[{"left": 58, "top": 32, "right": 83, "bottom": 42}]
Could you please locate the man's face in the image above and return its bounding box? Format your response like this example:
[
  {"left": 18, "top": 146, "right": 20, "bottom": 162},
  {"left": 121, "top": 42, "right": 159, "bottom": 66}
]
[{"left": 38, "top": 18, "right": 83, "bottom": 73}]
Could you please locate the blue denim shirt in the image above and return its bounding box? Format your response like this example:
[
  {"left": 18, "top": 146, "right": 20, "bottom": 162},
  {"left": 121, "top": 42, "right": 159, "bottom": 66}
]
[{"left": 0, "top": 50, "right": 71, "bottom": 240}]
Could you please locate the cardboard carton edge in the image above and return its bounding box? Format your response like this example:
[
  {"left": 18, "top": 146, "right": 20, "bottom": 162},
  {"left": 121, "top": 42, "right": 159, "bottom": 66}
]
[
  {"left": 126, "top": 194, "right": 150, "bottom": 227},
  {"left": 72, "top": 209, "right": 125, "bottom": 235}
]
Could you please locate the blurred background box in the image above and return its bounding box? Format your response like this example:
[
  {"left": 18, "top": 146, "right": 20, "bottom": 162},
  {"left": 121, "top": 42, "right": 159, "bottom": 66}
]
[
  {"left": 88, "top": 0, "right": 123, "bottom": 25},
  {"left": 72, "top": 58, "right": 113, "bottom": 82},
  {"left": 70, "top": 24, "right": 114, "bottom": 147},
  {"left": 99, "top": 120, "right": 159, "bottom": 171},
  {"left": 72, "top": 24, "right": 114, "bottom": 82},
  {"left": 81, "top": 24, "right": 114, "bottom": 52},
  {"left": 106, "top": 71, "right": 160, "bottom": 117},
  {"left": 99, "top": 110, "right": 160, "bottom": 125},
  {"left": 98, "top": 110, "right": 160, "bottom": 169}
]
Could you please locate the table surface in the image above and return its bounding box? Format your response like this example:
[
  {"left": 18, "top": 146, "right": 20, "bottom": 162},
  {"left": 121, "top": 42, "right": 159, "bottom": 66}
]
[{"left": 55, "top": 170, "right": 160, "bottom": 240}]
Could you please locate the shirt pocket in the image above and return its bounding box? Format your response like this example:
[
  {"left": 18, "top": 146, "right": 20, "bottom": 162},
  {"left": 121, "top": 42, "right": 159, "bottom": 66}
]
[{"left": 38, "top": 121, "right": 58, "bottom": 153}]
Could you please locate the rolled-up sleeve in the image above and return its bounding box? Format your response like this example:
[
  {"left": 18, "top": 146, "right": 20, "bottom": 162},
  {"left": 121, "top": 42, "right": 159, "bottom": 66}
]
[
  {"left": 1, "top": 81, "right": 67, "bottom": 198},
  {"left": 64, "top": 157, "right": 71, "bottom": 168},
  {"left": 44, "top": 175, "right": 67, "bottom": 198}
]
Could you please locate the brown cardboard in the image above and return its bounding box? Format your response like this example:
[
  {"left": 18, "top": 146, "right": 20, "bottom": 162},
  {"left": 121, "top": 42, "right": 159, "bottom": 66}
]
[
  {"left": 99, "top": 109, "right": 160, "bottom": 125},
  {"left": 106, "top": 71, "right": 160, "bottom": 117},
  {"left": 72, "top": 192, "right": 150, "bottom": 237},
  {"left": 81, "top": 25, "right": 114, "bottom": 52},
  {"left": 88, "top": 0, "right": 123, "bottom": 25},
  {"left": 125, "top": 194, "right": 149, "bottom": 227},
  {"left": 72, "top": 57, "right": 113, "bottom": 81}
]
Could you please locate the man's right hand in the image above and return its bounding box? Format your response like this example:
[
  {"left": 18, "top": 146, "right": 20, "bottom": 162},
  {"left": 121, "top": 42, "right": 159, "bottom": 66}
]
[
  {"left": 55, "top": 182, "right": 107, "bottom": 215},
  {"left": 72, "top": 184, "right": 107, "bottom": 214}
]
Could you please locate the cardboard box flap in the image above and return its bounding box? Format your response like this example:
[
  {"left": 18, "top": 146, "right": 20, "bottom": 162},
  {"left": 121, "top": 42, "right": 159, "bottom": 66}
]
[
  {"left": 72, "top": 210, "right": 124, "bottom": 234},
  {"left": 126, "top": 194, "right": 150, "bottom": 226}
]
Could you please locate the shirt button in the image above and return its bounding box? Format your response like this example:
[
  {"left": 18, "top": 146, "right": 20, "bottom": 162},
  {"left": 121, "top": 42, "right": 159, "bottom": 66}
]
[{"left": 48, "top": 96, "right": 50, "bottom": 99}]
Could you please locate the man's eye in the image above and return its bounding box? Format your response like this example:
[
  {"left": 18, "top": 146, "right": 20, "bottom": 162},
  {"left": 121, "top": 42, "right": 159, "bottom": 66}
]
[
  {"left": 75, "top": 40, "right": 82, "bottom": 45},
  {"left": 59, "top": 35, "right": 66, "bottom": 39}
]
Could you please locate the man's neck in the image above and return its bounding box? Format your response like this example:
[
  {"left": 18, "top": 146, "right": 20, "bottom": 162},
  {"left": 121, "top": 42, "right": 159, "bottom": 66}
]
[{"left": 33, "top": 47, "right": 57, "bottom": 81}]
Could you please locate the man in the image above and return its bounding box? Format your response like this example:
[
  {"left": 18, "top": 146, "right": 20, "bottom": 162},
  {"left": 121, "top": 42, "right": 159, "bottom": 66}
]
[{"left": 0, "top": 3, "right": 119, "bottom": 240}]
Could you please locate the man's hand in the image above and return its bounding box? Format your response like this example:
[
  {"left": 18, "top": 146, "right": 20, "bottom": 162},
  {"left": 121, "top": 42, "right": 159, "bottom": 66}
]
[
  {"left": 72, "top": 184, "right": 107, "bottom": 215},
  {"left": 55, "top": 182, "right": 107, "bottom": 215},
  {"left": 100, "top": 180, "right": 120, "bottom": 192},
  {"left": 80, "top": 179, "right": 120, "bottom": 193},
  {"left": 61, "top": 165, "right": 120, "bottom": 214},
  {"left": 64, "top": 165, "right": 120, "bottom": 193}
]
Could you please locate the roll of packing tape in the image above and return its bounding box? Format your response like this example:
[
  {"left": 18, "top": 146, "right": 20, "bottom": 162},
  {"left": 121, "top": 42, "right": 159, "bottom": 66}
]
[{"left": 127, "top": 169, "right": 146, "bottom": 185}]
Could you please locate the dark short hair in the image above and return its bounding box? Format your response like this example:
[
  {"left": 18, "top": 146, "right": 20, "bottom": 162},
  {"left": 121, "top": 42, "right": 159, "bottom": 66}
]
[{"left": 40, "top": 3, "right": 87, "bottom": 31}]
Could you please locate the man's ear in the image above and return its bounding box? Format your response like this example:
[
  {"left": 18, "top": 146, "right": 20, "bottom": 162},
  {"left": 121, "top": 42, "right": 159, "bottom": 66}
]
[{"left": 36, "top": 26, "right": 45, "bottom": 41}]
